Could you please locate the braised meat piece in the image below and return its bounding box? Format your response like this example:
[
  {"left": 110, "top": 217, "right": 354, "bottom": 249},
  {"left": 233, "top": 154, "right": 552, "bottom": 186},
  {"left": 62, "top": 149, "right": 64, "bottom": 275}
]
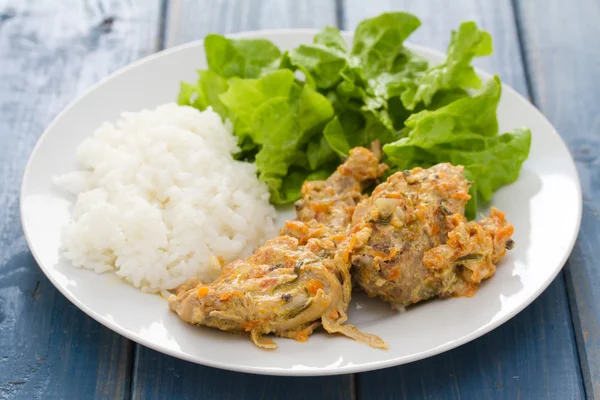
[
  {"left": 169, "top": 148, "right": 388, "bottom": 349},
  {"left": 350, "top": 164, "right": 513, "bottom": 307}
]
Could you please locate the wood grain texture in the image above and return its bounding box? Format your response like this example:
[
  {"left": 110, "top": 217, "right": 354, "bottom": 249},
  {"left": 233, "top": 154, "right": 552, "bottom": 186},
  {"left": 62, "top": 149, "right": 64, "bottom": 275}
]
[
  {"left": 342, "top": 1, "right": 585, "bottom": 398},
  {"left": 356, "top": 281, "right": 584, "bottom": 400},
  {"left": 131, "top": 345, "right": 353, "bottom": 400},
  {"left": 131, "top": 1, "right": 353, "bottom": 399},
  {"left": 515, "top": 0, "right": 600, "bottom": 398},
  {"left": 165, "top": 0, "right": 337, "bottom": 47},
  {"left": 0, "top": 0, "right": 160, "bottom": 398}
]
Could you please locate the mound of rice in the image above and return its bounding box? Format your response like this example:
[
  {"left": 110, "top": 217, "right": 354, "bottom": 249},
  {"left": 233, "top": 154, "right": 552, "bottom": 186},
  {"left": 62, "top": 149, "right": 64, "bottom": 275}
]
[{"left": 54, "top": 103, "right": 277, "bottom": 293}]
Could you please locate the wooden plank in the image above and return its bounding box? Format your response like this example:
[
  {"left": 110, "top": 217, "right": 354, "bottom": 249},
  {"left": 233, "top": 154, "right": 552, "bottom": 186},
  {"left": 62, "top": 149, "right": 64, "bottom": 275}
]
[
  {"left": 356, "top": 282, "right": 584, "bottom": 400},
  {"left": 131, "top": 1, "right": 353, "bottom": 399},
  {"left": 0, "top": 1, "right": 161, "bottom": 398},
  {"left": 165, "top": 0, "right": 338, "bottom": 47},
  {"left": 132, "top": 345, "right": 353, "bottom": 400},
  {"left": 515, "top": 1, "right": 600, "bottom": 398},
  {"left": 341, "top": 1, "right": 585, "bottom": 399}
]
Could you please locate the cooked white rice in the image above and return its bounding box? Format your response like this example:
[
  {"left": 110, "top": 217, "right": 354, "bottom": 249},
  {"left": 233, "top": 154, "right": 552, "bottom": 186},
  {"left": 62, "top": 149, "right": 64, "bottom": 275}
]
[{"left": 54, "top": 103, "right": 277, "bottom": 293}]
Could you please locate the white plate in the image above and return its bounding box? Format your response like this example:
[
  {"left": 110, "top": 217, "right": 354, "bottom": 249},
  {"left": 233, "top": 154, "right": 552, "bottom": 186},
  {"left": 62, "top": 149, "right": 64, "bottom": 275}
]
[{"left": 20, "top": 30, "right": 582, "bottom": 376}]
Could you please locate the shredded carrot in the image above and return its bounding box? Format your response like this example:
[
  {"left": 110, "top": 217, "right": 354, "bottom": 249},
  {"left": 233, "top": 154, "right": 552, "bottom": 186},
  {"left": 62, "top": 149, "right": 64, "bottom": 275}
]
[
  {"left": 490, "top": 207, "right": 506, "bottom": 220},
  {"left": 415, "top": 209, "right": 426, "bottom": 223},
  {"left": 294, "top": 329, "right": 311, "bottom": 342},
  {"left": 450, "top": 191, "right": 471, "bottom": 201},
  {"left": 387, "top": 268, "right": 400, "bottom": 280},
  {"left": 386, "top": 192, "right": 404, "bottom": 199},
  {"left": 242, "top": 319, "right": 269, "bottom": 331},
  {"left": 329, "top": 308, "right": 339, "bottom": 320},
  {"left": 284, "top": 220, "right": 309, "bottom": 235},
  {"left": 219, "top": 290, "right": 244, "bottom": 301},
  {"left": 372, "top": 247, "right": 397, "bottom": 260},
  {"left": 431, "top": 223, "right": 440, "bottom": 235},
  {"left": 306, "top": 279, "right": 324, "bottom": 295},
  {"left": 219, "top": 292, "right": 231, "bottom": 301},
  {"left": 197, "top": 287, "right": 209, "bottom": 297},
  {"left": 311, "top": 201, "right": 332, "bottom": 213},
  {"left": 329, "top": 234, "right": 347, "bottom": 243},
  {"left": 260, "top": 277, "right": 279, "bottom": 288}
]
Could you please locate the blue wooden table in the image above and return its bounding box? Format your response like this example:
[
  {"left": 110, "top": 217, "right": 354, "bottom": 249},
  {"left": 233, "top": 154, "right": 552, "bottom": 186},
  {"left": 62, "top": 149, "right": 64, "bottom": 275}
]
[{"left": 0, "top": 1, "right": 597, "bottom": 398}]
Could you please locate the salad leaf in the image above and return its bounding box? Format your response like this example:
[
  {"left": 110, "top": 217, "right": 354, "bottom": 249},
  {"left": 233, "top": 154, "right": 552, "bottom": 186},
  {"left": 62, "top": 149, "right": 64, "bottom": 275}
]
[
  {"left": 263, "top": 172, "right": 303, "bottom": 205},
  {"left": 352, "top": 12, "right": 422, "bottom": 78},
  {"left": 397, "top": 76, "right": 501, "bottom": 150},
  {"left": 178, "top": 70, "right": 229, "bottom": 117},
  {"left": 289, "top": 15, "right": 426, "bottom": 149},
  {"left": 457, "top": 129, "right": 531, "bottom": 202},
  {"left": 204, "top": 34, "right": 282, "bottom": 78},
  {"left": 428, "top": 88, "right": 470, "bottom": 109},
  {"left": 219, "top": 69, "right": 334, "bottom": 202},
  {"left": 307, "top": 135, "right": 337, "bottom": 170},
  {"left": 178, "top": 12, "right": 530, "bottom": 212},
  {"left": 277, "top": 51, "right": 317, "bottom": 88},
  {"left": 322, "top": 106, "right": 398, "bottom": 157},
  {"left": 401, "top": 21, "right": 493, "bottom": 109},
  {"left": 314, "top": 26, "right": 348, "bottom": 53},
  {"left": 385, "top": 127, "right": 531, "bottom": 209},
  {"left": 289, "top": 44, "right": 349, "bottom": 89},
  {"left": 323, "top": 116, "right": 351, "bottom": 156},
  {"left": 288, "top": 26, "right": 363, "bottom": 91},
  {"left": 268, "top": 166, "right": 336, "bottom": 204},
  {"left": 463, "top": 168, "right": 479, "bottom": 221},
  {"left": 384, "top": 77, "right": 530, "bottom": 211}
]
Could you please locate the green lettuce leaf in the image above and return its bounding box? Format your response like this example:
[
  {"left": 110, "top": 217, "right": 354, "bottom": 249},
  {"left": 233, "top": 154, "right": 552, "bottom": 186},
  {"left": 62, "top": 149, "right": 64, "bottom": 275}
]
[
  {"left": 177, "top": 70, "right": 229, "bottom": 117},
  {"left": 385, "top": 76, "right": 529, "bottom": 215},
  {"left": 307, "top": 135, "right": 337, "bottom": 170},
  {"left": 314, "top": 26, "right": 348, "bottom": 53},
  {"left": 398, "top": 76, "right": 501, "bottom": 150},
  {"left": 463, "top": 168, "right": 479, "bottom": 221},
  {"left": 277, "top": 51, "right": 317, "bottom": 88},
  {"left": 385, "top": 127, "right": 530, "bottom": 209},
  {"left": 323, "top": 116, "right": 351, "bottom": 156},
  {"left": 204, "top": 34, "right": 282, "bottom": 78},
  {"left": 351, "top": 12, "right": 422, "bottom": 78},
  {"left": 289, "top": 44, "right": 349, "bottom": 89},
  {"left": 322, "top": 105, "right": 399, "bottom": 157},
  {"left": 455, "top": 129, "right": 531, "bottom": 202},
  {"left": 219, "top": 69, "right": 334, "bottom": 203},
  {"left": 401, "top": 21, "right": 493, "bottom": 110},
  {"left": 178, "top": 13, "right": 529, "bottom": 213},
  {"left": 269, "top": 167, "right": 336, "bottom": 204},
  {"left": 288, "top": 26, "right": 362, "bottom": 91},
  {"left": 289, "top": 15, "right": 427, "bottom": 149}
]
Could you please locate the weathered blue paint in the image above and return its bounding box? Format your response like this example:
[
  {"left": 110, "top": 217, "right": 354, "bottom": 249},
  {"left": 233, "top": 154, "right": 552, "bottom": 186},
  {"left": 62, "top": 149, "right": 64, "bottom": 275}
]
[
  {"left": 0, "top": 0, "right": 160, "bottom": 398},
  {"left": 131, "top": 345, "right": 353, "bottom": 400},
  {"left": 515, "top": 0, "right": 600, "bottom": 397}
]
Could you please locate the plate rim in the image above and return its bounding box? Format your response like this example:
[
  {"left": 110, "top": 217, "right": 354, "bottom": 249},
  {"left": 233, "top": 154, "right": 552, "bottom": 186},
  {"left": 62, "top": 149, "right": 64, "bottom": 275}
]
[{"left": 20, "top": 29, "right": 583, "bottom": 376}]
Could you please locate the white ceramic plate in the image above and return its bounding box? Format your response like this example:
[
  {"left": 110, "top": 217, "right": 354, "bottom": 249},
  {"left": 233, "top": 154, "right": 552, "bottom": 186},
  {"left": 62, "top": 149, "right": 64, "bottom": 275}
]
[{"left": 20, "top": 30, "right": 581, "bottom": 376}]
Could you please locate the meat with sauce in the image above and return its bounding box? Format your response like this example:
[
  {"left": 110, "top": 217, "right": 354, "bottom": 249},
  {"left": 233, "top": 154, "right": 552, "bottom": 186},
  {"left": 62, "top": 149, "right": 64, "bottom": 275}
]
[
  {"left": 349, "top": 163, "right": 514, "bottom": 307},
  {"left": 168, "top": 148, "right": 388, "bottom": 349}
]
